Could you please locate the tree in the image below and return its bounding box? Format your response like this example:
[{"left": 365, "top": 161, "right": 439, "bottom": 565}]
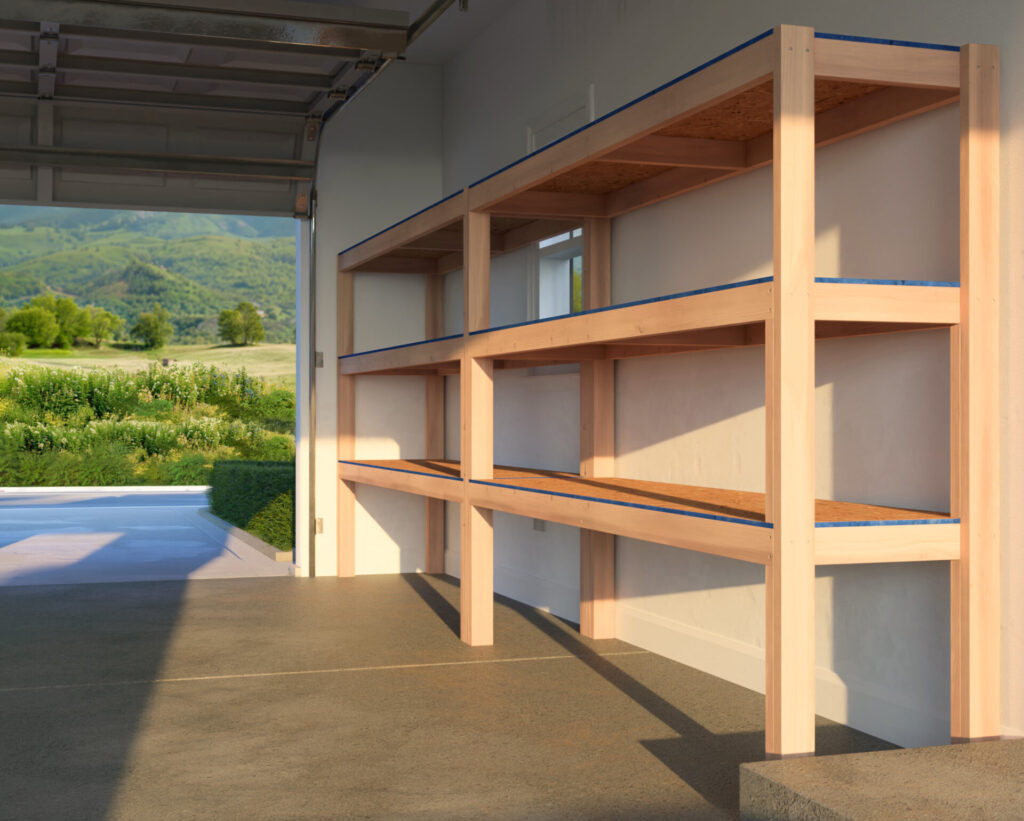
[
  {"left": 0, "top": 331, "right": 27, "bottom": 357},
  {"left": 5, "top": 307, "right": 59, "bottom": 348},
  {"left": 131, "top": 303, "right": 173, "bottom": 350},
  {"left": 28, "top": 293, "right": 91, "bottom": 348},
  {"left": 218, "top": 302, "right": 264, "bottom": 345},
  {"left": 87, "top": 306, "right": 124, "bottom": 348},
  {"left": 217, "top": 308, "right": 245, "bottom": 345},
  {"left": 0, "top": 305, "right": 7, "bottom": 331},
  {"left": 238, "top": 302, "right": 265, "bottom": 345}
]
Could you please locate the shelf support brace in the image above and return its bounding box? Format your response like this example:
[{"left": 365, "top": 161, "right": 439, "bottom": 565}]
[
  {"left": 580, "top": 216, "right": 616, "bottom": 639},
  {"left": 337, "top": 266, "right": 356, "bottom": 577},
  {"left": 425, "top": 272, "right": 446, "bottom": 573},
  {"left": 765, "top": 24, "right": 816, "bottom": 759},
  {"left": 461, "top": 210, "right": 494, "bottom": 645},
  {"left": 951, "top": 42, "right": 1000, "bottom": 742}
]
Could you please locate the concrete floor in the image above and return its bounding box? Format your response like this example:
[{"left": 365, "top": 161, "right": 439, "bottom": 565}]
[
  {"left": 0, "top": 573, "right": 892, "bottom": 820},
  {"left": 741, "top": 738, "right": 1024, "bottom": 820},
  {"left": 0, "top": 490, "right": 290, "bottom": 585}
]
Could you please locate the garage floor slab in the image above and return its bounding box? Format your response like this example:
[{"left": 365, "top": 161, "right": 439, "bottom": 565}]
[{"left": 0, "top": 573, "right": 893, "bottom": 820}]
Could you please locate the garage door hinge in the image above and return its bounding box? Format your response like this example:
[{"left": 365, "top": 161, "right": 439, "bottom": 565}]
[
  {"left": 314, "top": 518, "right": 324, "bottom": 535},
  {"left": 314, "top": 351, "right": 324, "bottom": 368}
]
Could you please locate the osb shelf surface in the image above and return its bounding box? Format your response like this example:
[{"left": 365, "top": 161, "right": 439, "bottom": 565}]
[{"left": 346, "top": 459, "right": 955, "bottom": 527}]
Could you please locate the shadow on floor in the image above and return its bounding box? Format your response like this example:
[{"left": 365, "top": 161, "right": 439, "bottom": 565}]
[
  {"left": 0, "top": 523, "right": 236, "bottom": 820},
  {"left": 402, "top": 572, "right": 897, "bottom": 819}
]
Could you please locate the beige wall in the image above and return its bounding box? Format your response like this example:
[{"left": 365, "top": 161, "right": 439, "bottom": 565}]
[{"left": 313, "top": 0, "right": 1024, "bottom": 747}]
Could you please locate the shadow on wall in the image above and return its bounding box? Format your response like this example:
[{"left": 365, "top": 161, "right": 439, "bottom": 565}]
[
  {"left": 825, "top": 329, "right": 952, "bottom": 747},
  {"left": 0, "top": 528, "right": 228, "bottom": 819}
]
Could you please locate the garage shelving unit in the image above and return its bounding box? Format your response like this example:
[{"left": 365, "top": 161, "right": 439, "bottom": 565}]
[{"left": 336, "top": 26, "right": 999, "bottom": 757}]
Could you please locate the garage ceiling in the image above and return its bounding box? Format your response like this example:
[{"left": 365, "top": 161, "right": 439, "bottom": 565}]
[{"left": 0, "top": 0, "right": 458, "bottom": 216}]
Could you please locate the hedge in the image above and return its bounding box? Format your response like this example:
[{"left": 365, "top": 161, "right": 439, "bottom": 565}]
[{"left": 208, "top": 460, "right": 294, "bottom": 552}]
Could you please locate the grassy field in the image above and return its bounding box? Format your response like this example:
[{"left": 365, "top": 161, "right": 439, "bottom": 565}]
[{"left": 11, "top": 342, "right": 296, "bottom": 389}]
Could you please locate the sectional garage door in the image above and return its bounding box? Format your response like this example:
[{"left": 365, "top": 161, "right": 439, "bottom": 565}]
[{"left": 0, "top": 0, "right": 415, "bottom": 216}]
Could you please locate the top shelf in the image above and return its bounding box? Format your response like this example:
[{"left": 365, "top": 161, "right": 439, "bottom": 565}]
[{"left": 339, "top": 28, "right": 961, "bottom": 275}]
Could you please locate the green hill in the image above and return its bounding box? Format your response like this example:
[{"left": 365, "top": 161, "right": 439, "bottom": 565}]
[{"left": 0, "top": 206, "right": 296, "bottom": 343}]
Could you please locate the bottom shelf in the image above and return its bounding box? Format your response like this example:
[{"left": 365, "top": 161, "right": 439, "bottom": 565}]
[{"left": 338, "top": 459, "right": 960, "bottom": 565}]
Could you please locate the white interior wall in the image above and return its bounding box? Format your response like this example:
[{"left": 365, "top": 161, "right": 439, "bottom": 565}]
[
  {"left": 308, "top": 61, "right": 444, "bottom": 577},
  {"left": 312, "top": 0, "right": 1024, "bottom": 749}
]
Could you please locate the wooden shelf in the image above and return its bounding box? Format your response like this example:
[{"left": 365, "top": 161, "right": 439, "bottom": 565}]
[
  {"left": 334, "top": 25, "right": 1000, "bottom": 753},
  {"left": 339, "top": 278, "right": 958, "bottom": 376},
  {"left": 338, "top": 459, "right": 959, "bottom": 566},
  {"left": 338, "top": 32, "right": 959, "bottom": 276}
]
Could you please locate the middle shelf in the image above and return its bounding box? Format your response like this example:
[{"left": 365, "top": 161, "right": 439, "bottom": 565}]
[
  {"left": 340, "top": 277, "right": 960, "bottom": 376},
  {"left": 338, "top": 458, "right": 960, "bottom": 567}
]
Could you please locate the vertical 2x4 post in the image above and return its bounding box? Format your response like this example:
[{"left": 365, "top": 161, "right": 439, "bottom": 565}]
[
  {"left": 951, "top": 42, "right": 1001, "bottom": 743},
  {"left": 460, "top": 210, "right": 495, "bottom": 645},
  {"left": 765, "top": 24, "right": 816, "bottom": 759},
  {"left": 579, "top": 217, "right": 616, "bottom": 639}
]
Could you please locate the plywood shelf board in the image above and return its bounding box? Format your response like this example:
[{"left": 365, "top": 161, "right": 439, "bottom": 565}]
[
  {"left": 469, "top": 276, "right": 773, "bottom": 336},
  {"left": 339, "top": 333, "right": 462, "bottom": 360},
  {"left": 339, "top": 458, "right": 954, "bottom": 527},
  {"left": 338, "top": 278, "right": 960, "bottom": 375},
  {"left": 339, "top": 189, "right": 463, "bottom": 258}
]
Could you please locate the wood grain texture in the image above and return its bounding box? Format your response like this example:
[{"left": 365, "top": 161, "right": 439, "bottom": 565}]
[
  {"left": 816, "top": 523, "right": 960, "bottom": 565},
  {"left": 340, "top": 461, "right": 952, "bottom": 524},
  {"left": 580, "top": 216, "right": 615, "bottom": 639},
  {"left": 337, "top": 269, "right": 356, "bottom": 577},
  {"left": 580, "top": 530, "right": 616, "bottom": 638},
  {"left": 425, "top": 272, "right": 445, "bottom": 573},
  {"left": 467, "top": 33, "right": 774, "bottom": 211},
  {"left": 463, "top": 210, "right": 490, "bottom": 333},
  {"left": 951, "top": 42, "right": 1001, "bottom": 742},
  {"left": 460, "top": 356, "right": 493, "bottom": 482},
  {"left": 600, "top": 135, "right": 747, "bottom": 168},
  {"left": 813, "top": 281, "right": 960, "bottom": 324},
  {"left": 815, "top": 37, "right": 960, "bottom": 89},
  {"left": 461, "top": 502, "right": 494, "bottom": 646},
  {"left": 337, "top": 460, "right": 464, "bottom": 501},
  {"left": 765, "top": 25, "right": 816, "bottom": 758},
  {"left": 470, "top": 279, "right": 771, "bottom": 359},
  {"left": 338, "top": 191, "right": 464, "bottom": 273}
]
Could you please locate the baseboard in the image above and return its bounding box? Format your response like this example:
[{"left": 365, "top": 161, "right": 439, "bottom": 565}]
[{"left": 616, "top": 602, "right": 949, "bottom": 748}]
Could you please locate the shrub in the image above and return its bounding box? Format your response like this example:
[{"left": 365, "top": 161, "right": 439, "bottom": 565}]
[
  {"left": 0, "top": 443, "right": 137, "bottom": 487},
  {"left": 139, "top": 451, "right": 217, "bottom": 485},
  {"left": 5, "top": 307, "right": 58, "bottom": 348},
  {"left": 0, "top": 367, "right": 137, "bottom": 419},
  {"left": 208, "top": 460, "right": 294, "bottom": 551},
  {"left": 0, "top": 331, "right": 27, "bottom": 357}
]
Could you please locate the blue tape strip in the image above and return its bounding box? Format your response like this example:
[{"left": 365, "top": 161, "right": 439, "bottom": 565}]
[
  {"left": 471, "top": 277, "right": 773, "bottom": 336},
  {"left": 339, "top": 190, "right": 463, "bottom": 256},
  {"left": 815, "top": 32, "right": 960, "bottom": 52},
  {"left": 468, "top": 29, "right": 774, "bottom": 190},
  {"left": 816, "top": 517, "right": 959, "bottom": 528},
  {"left": 340, "top": 333, "right": 462, "bottom": 360},
  {"left": 338, "top": 460, "right": 462, "bottom": 481},
  {"left": 815, "top": 277, "right": 959, "bottom": 287},
  {"left": 470, "top": 479, "right": 774, "bottom": 529}
]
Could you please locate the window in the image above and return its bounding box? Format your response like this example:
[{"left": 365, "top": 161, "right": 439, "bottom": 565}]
[{"left": 536, "top": 228, "right": 583, "bottom": 319}]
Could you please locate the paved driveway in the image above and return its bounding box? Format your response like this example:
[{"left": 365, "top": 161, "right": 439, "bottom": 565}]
[{"left": 0, "top": 489, "right": 291, "bottom": 586}]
